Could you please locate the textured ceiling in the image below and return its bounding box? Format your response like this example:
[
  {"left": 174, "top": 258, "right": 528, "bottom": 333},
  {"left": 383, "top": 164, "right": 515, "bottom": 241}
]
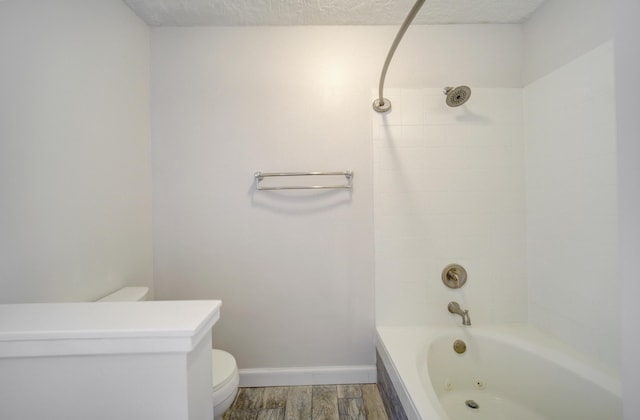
[{"left": 123, "top": 0, "right": 546, "bottom": 26}]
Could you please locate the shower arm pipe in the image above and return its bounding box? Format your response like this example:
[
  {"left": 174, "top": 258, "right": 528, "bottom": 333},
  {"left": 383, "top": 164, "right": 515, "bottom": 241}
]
[{"left": 373, "top": 0, "right": 426, "bottom": 113}]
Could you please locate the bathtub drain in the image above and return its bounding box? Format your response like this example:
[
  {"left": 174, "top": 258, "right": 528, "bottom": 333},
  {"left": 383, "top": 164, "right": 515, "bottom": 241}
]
[{"left": 465, "top": 400, "right": 479, "bottom": 409}]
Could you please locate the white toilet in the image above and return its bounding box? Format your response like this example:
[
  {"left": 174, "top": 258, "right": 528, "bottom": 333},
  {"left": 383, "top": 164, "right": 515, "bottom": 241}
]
[{"left": 97, "top": 287, "right": 239, "bottom": 419}]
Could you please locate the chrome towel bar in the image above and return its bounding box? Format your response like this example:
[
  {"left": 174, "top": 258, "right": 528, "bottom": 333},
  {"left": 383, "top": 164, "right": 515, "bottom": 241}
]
[{"left": 254, "top": 171, "right": 353, "bottom": 190}]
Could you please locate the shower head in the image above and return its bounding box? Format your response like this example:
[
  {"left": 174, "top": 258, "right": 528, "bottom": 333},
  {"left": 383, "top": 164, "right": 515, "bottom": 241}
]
[{"left": 443, "top": 86, "right": 471, "bottom": 107}]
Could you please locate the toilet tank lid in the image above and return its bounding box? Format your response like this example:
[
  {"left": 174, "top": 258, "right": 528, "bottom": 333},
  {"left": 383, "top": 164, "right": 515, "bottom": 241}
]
[{"left": 97, "top": 287, "right": 149, "bottom": 302}]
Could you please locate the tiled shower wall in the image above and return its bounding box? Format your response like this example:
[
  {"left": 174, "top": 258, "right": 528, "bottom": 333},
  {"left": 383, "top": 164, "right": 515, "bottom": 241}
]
[{"left": 373, "top": 88, "right": 527, "bottom": 326}]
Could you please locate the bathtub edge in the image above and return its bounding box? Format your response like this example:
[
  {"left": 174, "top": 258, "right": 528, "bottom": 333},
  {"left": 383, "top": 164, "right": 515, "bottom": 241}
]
[{"left": 376, "top": 329, "right": 422, "bottom": 420}]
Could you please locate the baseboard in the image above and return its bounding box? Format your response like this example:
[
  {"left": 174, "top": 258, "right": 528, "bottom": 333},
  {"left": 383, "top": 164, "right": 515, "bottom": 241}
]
[{"left": 238, "top": 365, "right": 377, "bottom": 387}]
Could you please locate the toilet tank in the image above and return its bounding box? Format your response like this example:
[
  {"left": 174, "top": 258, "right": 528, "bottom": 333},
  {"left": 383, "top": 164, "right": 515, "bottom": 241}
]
[{"left": 97, "top": 287, "right": 149, "bottom": 302}]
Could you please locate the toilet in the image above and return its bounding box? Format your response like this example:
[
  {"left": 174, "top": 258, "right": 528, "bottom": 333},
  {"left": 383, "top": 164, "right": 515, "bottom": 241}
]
[{"left": 97, "top": 287, "right": 239, "bottom": 420}]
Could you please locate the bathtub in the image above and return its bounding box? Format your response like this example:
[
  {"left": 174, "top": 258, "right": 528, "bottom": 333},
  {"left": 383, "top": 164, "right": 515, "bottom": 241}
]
[{"left": 376, "top": 325, "right": 622, "bottom": 420}]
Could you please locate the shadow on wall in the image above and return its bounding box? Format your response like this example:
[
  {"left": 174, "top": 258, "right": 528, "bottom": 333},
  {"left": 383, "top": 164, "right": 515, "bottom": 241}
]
[{"left": 455, "top": 107, "right": 493, "bottom": 124}]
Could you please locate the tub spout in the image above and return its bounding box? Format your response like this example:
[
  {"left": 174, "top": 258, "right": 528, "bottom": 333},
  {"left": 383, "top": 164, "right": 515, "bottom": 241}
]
[{"left": 448, "top": 301, "right": 471, "bottom": 326}]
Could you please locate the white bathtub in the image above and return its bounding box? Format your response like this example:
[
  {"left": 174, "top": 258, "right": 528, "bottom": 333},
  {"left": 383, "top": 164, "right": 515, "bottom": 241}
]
[{"left": 376, "top": 324, "right": 622, "bottom": 420}]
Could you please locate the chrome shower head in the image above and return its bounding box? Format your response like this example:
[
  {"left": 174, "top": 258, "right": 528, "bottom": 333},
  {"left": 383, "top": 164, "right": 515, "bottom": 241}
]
[{"left": 443, "top": 85, "right": 471, "bottom": 107}]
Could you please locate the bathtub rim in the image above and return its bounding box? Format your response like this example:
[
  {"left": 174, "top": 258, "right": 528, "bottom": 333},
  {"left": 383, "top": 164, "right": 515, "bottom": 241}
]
[
  {"left": 376, "top": 326, "right": 445, "bottom": 419},
  {"left": 376, "top": 323, "right": 622, "bottom": 420}
]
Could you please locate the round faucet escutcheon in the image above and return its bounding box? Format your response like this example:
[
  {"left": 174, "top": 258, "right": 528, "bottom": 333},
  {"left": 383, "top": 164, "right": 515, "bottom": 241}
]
[{"left": 442, "top": 264, "right": 467, "bottom": 289}]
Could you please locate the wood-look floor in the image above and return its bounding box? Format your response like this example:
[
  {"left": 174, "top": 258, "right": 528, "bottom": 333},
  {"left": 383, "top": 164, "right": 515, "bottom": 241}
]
[{"left": 223, "top": 384, "right": 388, "bottom": 420}]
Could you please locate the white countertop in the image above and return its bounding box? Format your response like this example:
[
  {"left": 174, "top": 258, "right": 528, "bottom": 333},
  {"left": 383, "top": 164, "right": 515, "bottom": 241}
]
[{"left": 0, "top": 300, "right": 221, "bottom": 358}]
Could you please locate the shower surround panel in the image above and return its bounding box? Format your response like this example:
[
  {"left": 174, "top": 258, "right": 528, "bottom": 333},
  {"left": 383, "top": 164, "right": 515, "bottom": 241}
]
[
  {"left": 524, "top": 41, "right": 618, "bottom": 374},
  {"left": 373, "top": 87, "right": 527, "bottom": 327}
]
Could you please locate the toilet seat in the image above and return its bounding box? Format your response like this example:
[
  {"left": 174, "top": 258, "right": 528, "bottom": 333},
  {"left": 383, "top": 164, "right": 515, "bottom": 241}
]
[{"left": 212, "top": 349, "right": 239, "bottom": 407}]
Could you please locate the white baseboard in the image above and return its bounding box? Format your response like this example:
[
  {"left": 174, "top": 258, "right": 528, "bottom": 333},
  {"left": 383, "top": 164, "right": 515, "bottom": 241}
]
[{"left": 238, "top": 365, "right": 377, "bottom": 388}]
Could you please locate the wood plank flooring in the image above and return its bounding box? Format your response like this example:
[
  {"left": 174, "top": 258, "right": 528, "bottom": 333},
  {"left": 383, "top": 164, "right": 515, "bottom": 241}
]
[{"left": 223, "top": 384, "right": 388, "bottom": 420}]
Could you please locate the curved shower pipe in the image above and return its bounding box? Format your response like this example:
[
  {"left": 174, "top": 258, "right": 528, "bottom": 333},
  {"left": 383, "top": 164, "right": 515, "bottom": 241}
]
[{"left": 372, "top": 0, "right": 426, "bottom": 113}]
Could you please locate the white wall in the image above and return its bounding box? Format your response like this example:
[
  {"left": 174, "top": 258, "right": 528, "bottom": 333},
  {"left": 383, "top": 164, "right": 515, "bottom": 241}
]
[
  {"left": 0, "top": 0, "right": 152, "bottom": 303},
  {"left": 523, "top": 0, "right": 619, "bottom": 374},
  {"left": 150, "top": 25, "right": 522, "bottom": 373},
  {"left": 614, "top": 0, "right": 640, "bottom": 417},
  {"left": 373, "top": 87, "right": 526, "bottom": 326},
  {"left": 523, "top": 0, "right": 613, "bottom": 84}
]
